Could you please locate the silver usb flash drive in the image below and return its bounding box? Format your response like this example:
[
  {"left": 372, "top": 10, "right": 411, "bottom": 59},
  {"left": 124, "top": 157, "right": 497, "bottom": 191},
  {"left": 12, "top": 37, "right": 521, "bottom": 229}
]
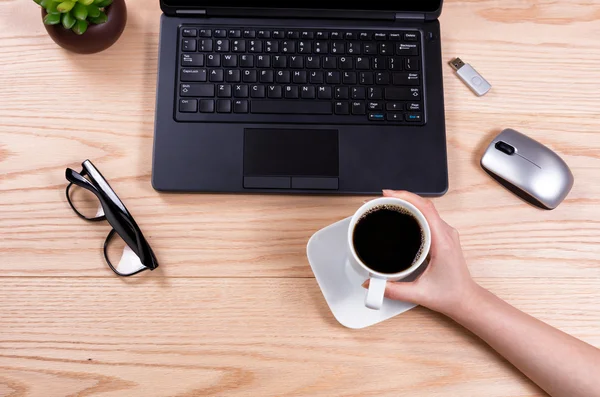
[{"left": 449, "top": 57, "right": 492, "bottom": 96}]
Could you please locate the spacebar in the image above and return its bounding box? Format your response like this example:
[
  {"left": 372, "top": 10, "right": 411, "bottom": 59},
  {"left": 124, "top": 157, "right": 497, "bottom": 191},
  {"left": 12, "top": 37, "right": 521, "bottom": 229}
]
[{"left": 251, "top": 101, "right": 333, "bottom": 115}]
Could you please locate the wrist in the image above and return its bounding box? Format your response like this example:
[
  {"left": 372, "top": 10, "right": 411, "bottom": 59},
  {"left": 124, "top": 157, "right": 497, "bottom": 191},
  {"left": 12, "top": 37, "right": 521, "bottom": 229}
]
[{"left": 442, "top": 280, "right": 486, "bottom": 320}]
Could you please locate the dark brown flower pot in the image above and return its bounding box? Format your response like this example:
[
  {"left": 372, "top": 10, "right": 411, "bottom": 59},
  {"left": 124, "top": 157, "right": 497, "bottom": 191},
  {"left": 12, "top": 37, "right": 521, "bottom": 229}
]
[{"left": 42, "top": 0, "right": 127, "bottom": 54}]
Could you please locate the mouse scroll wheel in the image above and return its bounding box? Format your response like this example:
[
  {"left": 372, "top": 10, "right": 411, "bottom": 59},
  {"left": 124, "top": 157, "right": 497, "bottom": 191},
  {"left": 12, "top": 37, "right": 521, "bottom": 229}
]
[{"left": 495, "top": 141, "right": 515, "bottom": 155}]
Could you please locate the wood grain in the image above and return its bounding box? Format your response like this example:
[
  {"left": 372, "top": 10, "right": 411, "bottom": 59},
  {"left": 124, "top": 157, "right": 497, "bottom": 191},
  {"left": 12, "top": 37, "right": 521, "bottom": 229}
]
[{"left": 1, "top": 0, "right": 600, "bottom": 395}]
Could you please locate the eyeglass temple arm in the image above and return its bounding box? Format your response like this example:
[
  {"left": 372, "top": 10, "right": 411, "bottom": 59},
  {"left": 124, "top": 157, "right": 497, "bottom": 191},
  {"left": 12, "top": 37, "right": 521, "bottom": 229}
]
[{"left": 65, "top": 168, "right": 97, "bottom": 191}]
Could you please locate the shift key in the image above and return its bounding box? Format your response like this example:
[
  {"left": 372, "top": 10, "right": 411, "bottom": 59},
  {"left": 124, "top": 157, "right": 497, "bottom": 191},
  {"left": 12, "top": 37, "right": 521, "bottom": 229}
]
[
  {"left": 385, "top": 87, "right": 420, "bottom": 100},
  {"left": 180, "top": 83, "right": 215, "bottom": 97}
]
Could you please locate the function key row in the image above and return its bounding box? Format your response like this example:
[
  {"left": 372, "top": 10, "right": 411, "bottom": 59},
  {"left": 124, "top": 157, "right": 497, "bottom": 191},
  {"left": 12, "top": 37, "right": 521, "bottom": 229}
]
[{"left": 181, "top": 28, "right": 419, "bottom": 42}]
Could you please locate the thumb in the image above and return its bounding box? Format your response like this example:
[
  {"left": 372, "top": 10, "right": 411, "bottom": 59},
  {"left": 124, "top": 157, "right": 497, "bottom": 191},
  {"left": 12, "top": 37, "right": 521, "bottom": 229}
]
[{"left": 362, "top": 279, "right": 421, "bottom": 303}]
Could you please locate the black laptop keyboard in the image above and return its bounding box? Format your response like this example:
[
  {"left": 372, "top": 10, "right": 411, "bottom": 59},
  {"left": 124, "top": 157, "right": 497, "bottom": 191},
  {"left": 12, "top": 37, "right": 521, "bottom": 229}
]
[{"left": 176, "top": 27, "right": 424, "bottom": 125}]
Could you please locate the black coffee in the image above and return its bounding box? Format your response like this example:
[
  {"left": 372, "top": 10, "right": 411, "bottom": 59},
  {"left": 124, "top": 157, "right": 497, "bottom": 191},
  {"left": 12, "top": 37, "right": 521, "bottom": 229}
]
[{"left": 352, "top": 205, "right": 424, "bottom": 274}]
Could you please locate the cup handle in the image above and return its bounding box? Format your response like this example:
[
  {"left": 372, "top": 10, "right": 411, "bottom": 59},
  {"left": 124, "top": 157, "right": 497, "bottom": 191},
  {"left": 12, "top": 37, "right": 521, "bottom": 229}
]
[{"left": 365, "top": 277, "right": 387, "bottom": 310}]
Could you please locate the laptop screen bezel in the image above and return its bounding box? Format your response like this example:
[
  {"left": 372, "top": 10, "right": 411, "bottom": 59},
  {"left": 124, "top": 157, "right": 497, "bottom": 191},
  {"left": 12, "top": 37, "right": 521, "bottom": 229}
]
[{"left": 160, "top": 1, "right": 443, "bottom": 15}]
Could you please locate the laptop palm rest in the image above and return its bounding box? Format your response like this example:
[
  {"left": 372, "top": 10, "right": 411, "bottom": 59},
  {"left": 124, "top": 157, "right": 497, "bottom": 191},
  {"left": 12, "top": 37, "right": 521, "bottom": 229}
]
[{"left": 243, "top": 128, "right": 339, "bottom": 190}]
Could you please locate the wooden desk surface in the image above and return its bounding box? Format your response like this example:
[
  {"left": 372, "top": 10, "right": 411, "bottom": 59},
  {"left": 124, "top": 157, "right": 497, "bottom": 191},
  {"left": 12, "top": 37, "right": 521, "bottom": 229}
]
[{"left": 1, "top": 1, "right": 599, "bottom": 395}]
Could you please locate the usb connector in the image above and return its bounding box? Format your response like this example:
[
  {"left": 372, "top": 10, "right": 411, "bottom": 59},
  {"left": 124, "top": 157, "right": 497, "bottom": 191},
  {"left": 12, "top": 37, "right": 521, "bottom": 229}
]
[{"left": 449, "top": 57, "right": 491, "bottom": 96}]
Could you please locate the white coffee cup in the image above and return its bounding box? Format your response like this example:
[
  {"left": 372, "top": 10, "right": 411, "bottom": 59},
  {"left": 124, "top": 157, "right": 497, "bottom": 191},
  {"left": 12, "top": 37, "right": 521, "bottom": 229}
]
[{"left": 347, "top": 197, "right": 431, "bottom": 310}]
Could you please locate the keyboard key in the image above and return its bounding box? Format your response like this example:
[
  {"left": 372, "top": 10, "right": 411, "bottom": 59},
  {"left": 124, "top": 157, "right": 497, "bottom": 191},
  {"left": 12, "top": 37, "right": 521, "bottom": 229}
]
[
  {"left": 339, "top": 57, "right": 353, "bottom": 70},
  {"left": 316, "top": 31, "right": 329, "bottom": 40},
  {"left": 306, "top": 56, "right": 320, "bottom": 69},
  {"left": 335, "top": 101, "right": 350, "bottom": 115},
  {"left": 222, "top": 54, "right": 237, "bottom": 67},
  {"left": 179, "top": 99, "right": 197, "bottom": 112},
  {"left": 260, "top": 70, "right": 274, "bottom": 83},
  {"left": 182, "top": 28, "right": 197, "bottom": 37},
  {"left": 388, "top": 57, "right": 402, "bottom": 70},
  {"left": 379, "top": 43, "right": 391, "bottom": 55},
  {"left": 404, "top": 32, "right": 418, "bottom": 41},
  {"left": 351, "top": 87, "right": 366, "bottom": 99},
  {"left": 234, "top": 99, "right": 249, "bottom": 113},
  {"left": 180, "top": 83, "right": 214, "bottom": 97},
  {"left": 251, "top": 100, "right": 332, "bottom": 114},
  {"left": 285, "top": 85, "right": 299, "bottom": 99},
  {"left": 396, "top": 43, "right": 419, "bottom": 56},
  {"left": 405, "top": 113, "right": 422, "bottom": 122},
  {"left": 272, "top": 30, "right": 285, "bottom": 39},
  {"left": 386, "top": 102, "right": 404, "bottom": 111},
  {"left": 368, "top": 87, "right": 382, "bottom": 100},
  {"left": 326, "top": 71, "right": 340, "bottom": 84},
  {"left": 286, "top": 31, "right": 299, "bottom": 39},
  {"left": 309, "top": 71, "right": 324, "bottom": 84},
  {"left": 199, "top": 29, "right": 211, "bottom": 38},
  {"left": 282, "top": 41, "right": 296, "bottom": 53},
  {"left": 335, "top": 87, "right": 349, "bottom": 99},
  {"left": 385, "top": 87, "right": 421, "bottom": 100},
  {"left": 207, "top": 54, "right": 220, "bottom": 67},
  {"left": 231, "top": 39, "right": 246, "bottom": 52},
  {"left": 347, "top": 41, "right": 361, "bottom": 55},
  {"left": 215, "top": 39, "right": 229, "bottom": 52},
  {"left": 181, "top": 54, "right": 204, "bottom": 67},
  {"left": 387, "top": 112, "right": 403, "bottom": 121},
  {"left": 356, "top": 57, "right": 369, "bottom": 70},
  {"left": 360, "top": 72, "right": 374, "bottom": 85},
  {"left": 330, "top": 32, "right": 342, "bottom": 40},
  {"left": 301, "top": 86, "right": 316, "bottom": 99},
  {"left": 293, "top": 71, "right": 307, "bottom": 84},
  {"left": 228, "top": 29, "right": 241, "bottom": 38},
  {"left": 272, "top": 55, "right": 286, "bottom": 68},
  {"left": 376, "top": 72, "right": 390, "bottom": 85},
  {"left": 317, "top": 86, "right": 332, "bottom": 99},
  {"left": 314, "top": 41, "right": 328, "bottom": 54},
  {"left": 216, "top": 99, "right": 232, "bottom": 113},
  {"left": 199, "top": 99, "right": 214, "bottom": 112},
  {"left": 265, "top": 40, "right": 279, "bottom": 52},
  {"left": 199, "top": 39, "right": 213, "bottom": 52},
  {"left": 248, "top": 40, "right": 263, "bottom": 52},
  {"left": 405, "top": 57, "right": 420, "bottom": 71},
  {"left": 217, "top": 84, "right": 232, "bottom": 97},
  {"left": 242, "top": 70, "right": 258, "bottom": 83},
  {"left": 323, "top": 56, "right": 337, "bottom": 69},
  {"left": 240, "top": 55, "right": 254, "bottom": 67},
  {"left": 182, "top": 39, "right": 196, "bottom": 52},
  {"left": 374, "top": 32, "right": 387, "bottom": 40},
  {"left": 213, "top": 29, "right": 227, "bottom": 38},
  {"left": 367, "top": 101, "right": 383, "bottom": 111},
  {"left": 345, "top": 32, "right": 357, "bottom": 40},
  {"left": 298, "top": 40, "right": 312, "bottom": 54},
  {"left": 331, "top": 42, "right": 345, "bottom": 54},
  {"left": 251, "top": 85, "right": 266, "bottom": 98},
  {"left": 369, "top": 112, "right": 385, "bottom": 121},
  {"left": 257, "top": 55, "right": 270, "bottom": 68},
  {"left": 243, "top": 30, "right": 256, "bottom": 38},
  {"left": 276, "top": 70, "right": 291, "bottom": 83},
  {"left": 343, "top": 71, "right": 357, "bottom": 84},
  {"left": 226, "top": 69, "right": 241, "bottom": 82},
  {"left": 301, "top": 31, "right": 314, "bottom": 39},
  {"left": 393, "top": 72, "right": 420, "bottom": 86},
  {"left": 267, "top": 85, "right": 283, "bottom": 98},
  {"left": 209, "top": 69, "right": 224, "bottom": 82},
  {"left": 407, "top": 102, "right": 421, "bottom": 111},
  {"left": 352, "top": 101, "right": 366, "bottom": 115},
  {"left": 363, "top": 43, "right": 377, "bottom": 54},
  {"left": 257, "top": 30, "right": 271, "bottom": 38},
  {"left": 359, "top": 32, "right": 372, "bottom": 40},
  {"left": 180, "top": 68, "right": 207, "bottom": 82},
  {"left": 290, "top": 56, "right": 303, "bottom": 68},
  {"left": 389, "top": 33, "right": 402, "bottom": 41},
  {"left": 234, "top": 84, "right": 249, "bottom": 97},
  {"left": 373, "top": 57, "right": 385, "bottom": 70}
]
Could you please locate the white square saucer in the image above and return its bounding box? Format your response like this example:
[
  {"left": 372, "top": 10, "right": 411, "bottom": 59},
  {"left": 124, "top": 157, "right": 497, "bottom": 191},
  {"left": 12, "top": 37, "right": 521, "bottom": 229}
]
[{"left": 306, "top": 216, "right": 427, "bottom": 329}]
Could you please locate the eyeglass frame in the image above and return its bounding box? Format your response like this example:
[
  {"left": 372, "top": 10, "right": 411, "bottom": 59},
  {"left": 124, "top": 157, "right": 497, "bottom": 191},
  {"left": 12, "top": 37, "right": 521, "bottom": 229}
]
[{"left": 65, "top": 159, "right": 159, "bottom": 276}]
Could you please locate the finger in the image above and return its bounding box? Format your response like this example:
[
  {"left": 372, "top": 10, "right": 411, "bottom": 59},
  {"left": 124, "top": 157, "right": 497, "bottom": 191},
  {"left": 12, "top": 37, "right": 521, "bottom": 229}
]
[
  {"left": 382, "top": 189, "right": 442, "bottom": 226},
  {"left": 362, "top": 279, "right": 421, "bottom": 304}
]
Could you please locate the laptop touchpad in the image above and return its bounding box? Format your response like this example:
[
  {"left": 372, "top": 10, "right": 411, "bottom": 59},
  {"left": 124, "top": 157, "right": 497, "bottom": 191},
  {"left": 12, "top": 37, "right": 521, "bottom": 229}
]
[{"left": 243, "top": 128, "right": 339, "bottom": 189}]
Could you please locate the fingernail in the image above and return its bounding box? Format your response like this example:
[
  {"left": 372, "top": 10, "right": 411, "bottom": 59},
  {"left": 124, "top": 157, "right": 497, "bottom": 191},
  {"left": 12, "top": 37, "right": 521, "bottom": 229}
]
[
  {"left": 361, "top": 280, "right": 369, "bottom": 288},
  {"left": 382, "top": 189, "right": 394, "bottom": 195}
]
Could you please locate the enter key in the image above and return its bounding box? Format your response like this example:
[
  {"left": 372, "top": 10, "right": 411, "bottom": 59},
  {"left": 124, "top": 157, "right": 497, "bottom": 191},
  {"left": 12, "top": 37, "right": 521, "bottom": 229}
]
[{"left": 392, "top": 72, "right": 420, "bottom": 86}]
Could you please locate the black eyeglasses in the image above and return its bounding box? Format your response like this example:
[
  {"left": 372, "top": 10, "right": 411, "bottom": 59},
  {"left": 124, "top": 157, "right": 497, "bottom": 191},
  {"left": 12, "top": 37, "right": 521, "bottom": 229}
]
[{"left": 65, "top": 160, "right": 159, "bottom": 276}]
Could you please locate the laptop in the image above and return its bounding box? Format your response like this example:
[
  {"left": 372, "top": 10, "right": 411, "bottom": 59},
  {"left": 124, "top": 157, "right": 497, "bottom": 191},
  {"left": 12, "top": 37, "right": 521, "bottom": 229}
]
[{"left": 152, "top": 1, "right": 448, "bottom": 196}]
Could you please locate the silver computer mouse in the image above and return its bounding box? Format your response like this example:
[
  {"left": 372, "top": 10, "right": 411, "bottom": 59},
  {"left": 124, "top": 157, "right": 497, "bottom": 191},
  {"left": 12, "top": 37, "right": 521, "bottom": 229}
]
[{"left": 480, "top": 128, "right": 574, "bottom": 210}]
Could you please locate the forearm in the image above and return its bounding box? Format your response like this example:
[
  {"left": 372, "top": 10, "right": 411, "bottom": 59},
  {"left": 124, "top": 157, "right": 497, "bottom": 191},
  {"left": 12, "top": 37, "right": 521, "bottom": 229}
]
[{"left": 446, "top": 284, "right": 600, "bottom": 397}]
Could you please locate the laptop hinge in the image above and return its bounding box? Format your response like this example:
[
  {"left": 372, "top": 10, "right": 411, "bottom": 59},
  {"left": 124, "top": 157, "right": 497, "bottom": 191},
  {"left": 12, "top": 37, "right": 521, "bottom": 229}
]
[
  {"left": 176, "top": 9, "right": 207, "bottom": 15},
  {"left": 395, "top": 12, "right": 425, "bottom": 21}
]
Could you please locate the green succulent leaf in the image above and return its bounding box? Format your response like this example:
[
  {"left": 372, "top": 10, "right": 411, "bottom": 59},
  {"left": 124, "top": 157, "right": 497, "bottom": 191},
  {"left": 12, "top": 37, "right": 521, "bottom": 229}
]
[
  {"left": 46, "top": 1, "right": 60, "bottom": 13},
  {"left": 89, "top": 11, "right": 107, "bottom": 24},
  {"left": 61, "top": 11, "right": 76, "bottom": 29},
  {"left": 40, "top": 0, "right": 52, "bottom": 7},
  {"left": 79, "top": 0, "right": 95, "bottom": 5},
  {"left": 43, "top": 12, "right": 61, "bottom": 25},
  {"left": 33, "top": 0, "right": 44, "bottom": 5},
  {"left": 87, "top": 4, "right": 101, "bottom": 17},
  {"left": 56, "top": 1, "right": 76, "bottom": 12},
  {"left": 94, "top": 0, "right": 112, "bottom": 7},
  {"left": 72, "top": 19, "right": 88, "bottom": 35},
  {"left": 72, "top": 2, "right": 88, "bottom": 20}
]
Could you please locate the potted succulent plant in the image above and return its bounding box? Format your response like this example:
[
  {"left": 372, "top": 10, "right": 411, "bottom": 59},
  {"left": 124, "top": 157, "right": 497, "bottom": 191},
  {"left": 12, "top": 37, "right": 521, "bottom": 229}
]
[{"left": 34, "top": 0, "right": 127, "bottom": 54}]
